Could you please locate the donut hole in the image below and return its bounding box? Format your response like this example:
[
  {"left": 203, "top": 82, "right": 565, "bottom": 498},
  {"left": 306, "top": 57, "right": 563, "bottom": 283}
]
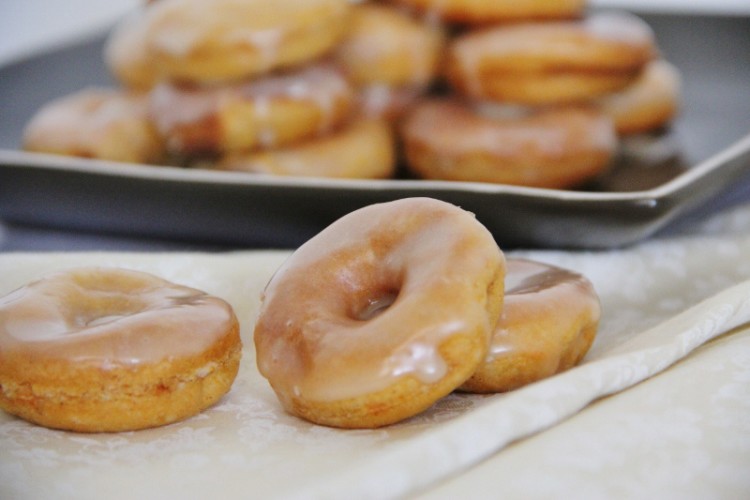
[
  {"left": 337, "top": 246, "right": 406, "bottom": 322},
  {"left": 354, "top": 290, "right": 400, "bottom": 321},
  {"left": 69, "top": 267, "right": 151, "bottom": 293},
  {"left": 64, "top": 270, "right": 156, "bottom": 330},
  {"left": 67, "top": 294, "right": 150, "bottom": 330}
]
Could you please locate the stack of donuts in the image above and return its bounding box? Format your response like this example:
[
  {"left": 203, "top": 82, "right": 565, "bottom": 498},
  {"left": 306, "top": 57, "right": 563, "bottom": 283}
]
[
  {"left": 21, "top": 0, "right": 682, "bottom": 189},
  {"left": 21, "top": 0, "right": 384, "bottom": 179},
  {"left": 397, "top": 0, "right": 682, "bottom": 188}
]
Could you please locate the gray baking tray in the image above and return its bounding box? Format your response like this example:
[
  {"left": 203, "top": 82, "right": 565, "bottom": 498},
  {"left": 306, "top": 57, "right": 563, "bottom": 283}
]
[{"left": 1, "top": 13, "right": 749, "bottom": 249}]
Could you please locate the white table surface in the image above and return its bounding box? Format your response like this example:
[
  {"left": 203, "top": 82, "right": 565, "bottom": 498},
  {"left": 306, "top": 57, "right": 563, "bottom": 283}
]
[{"left": 2, "top": 206, "right": 750, "bottom": 499}]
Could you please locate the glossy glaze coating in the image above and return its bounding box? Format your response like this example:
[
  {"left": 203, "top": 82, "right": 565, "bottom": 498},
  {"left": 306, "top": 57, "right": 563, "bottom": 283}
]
[
  {"left": 254, "top": 197, "right": 504, "bottom": 427},
  {"left": 149, "top": 63, "right": 354, "bottom": 155},
  {"left": 0, "top": 267, "right": 237, "bottom": 367},
  {"left": 105, "top": 0, "right": 351, "bottom": 86}
]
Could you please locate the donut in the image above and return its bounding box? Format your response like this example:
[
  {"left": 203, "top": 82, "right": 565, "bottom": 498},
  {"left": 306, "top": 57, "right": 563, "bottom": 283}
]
[
  {"left": 104, "top": 9, "right": 156, "bottom": 90},
  {"left": 461, "top": 258, "right": 600, "bottom": 393},
  {"left": 385, "top": 0, "right": 587, "bottom": 25},
  {"left": 400, "top": 99, "right": 617, "bottom": 188},
  {"left": 254, "top": 197, "right": 505, "bottom": 428},
  {"left": 22, "top": 88, "right": 165, "bottom": 164},
  {"left": 148, "top": 63, "right": 355, "bottom": 156},
  {"left": 334, "top": 4, "right": 446, "bottom": 121},
  {"left": 597, "top": 59, "right": 682, "bottom": 136},
  {"left": 214, "top": 118, "right": 396, "bottom": 179},
  {"left": 335, "top": 4, "right": 445, "bottom": 89},
  {"left": 0, "top": 268, "right": 242, "bottom": 432},
  {"left": 105, "top": 0, "right": 352, "bottom": 87},
  {"left": 445, "top": 12, "right": 657, "bottom": 105}
]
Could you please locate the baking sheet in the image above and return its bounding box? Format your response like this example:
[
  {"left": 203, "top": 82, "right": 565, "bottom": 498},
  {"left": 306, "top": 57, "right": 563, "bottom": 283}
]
[{"left": 1, "top": 13, "right": 749, "bottom": 249}]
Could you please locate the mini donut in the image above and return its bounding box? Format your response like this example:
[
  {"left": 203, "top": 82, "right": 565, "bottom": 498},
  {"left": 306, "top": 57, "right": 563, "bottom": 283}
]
[
  {"left": 104, "top": 10, "right": 156, "bottom": 90},
  {"left": 214, "top": 118, "right": 396, "bottom": 179},
  {"left": 0, "top": 268, "right": 241, "bottom": 433},
  {"left": 445, "top": 12, "right": 657, "bottom": 105},
  {"left": 105, "top": 0, "right": 352, "bottom": 87},
  {"left": 400, "top": 99, "right": 617, "bottom": 188},
  {"left": 148, "top": 63, "right": 355, "bottom": 156},
  {"left": 334, "top": 4, "right": 445, "bottom": 89},
  {"left": 254, "top": 197, "right": 505, "bottom": 428},
  {"left": 385, "top": 0, "right": 587, "bottom": 25},
  {"left": 597, "top": 59, "right": 682, "bottom": 136},
  {"left": 334, "top": 4, "right": 446, "bottom": 121},
  {"left": 461, "top": 258, "right": 600, "bottom": 393},
  {"left": 22, "top": 88, "right": 165, "bottom": 164}
]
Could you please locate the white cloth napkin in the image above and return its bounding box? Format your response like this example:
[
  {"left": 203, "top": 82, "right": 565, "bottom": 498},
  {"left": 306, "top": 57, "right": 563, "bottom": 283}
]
[{"left": 2, "top": 202, "right": 750, "bottom": 500}]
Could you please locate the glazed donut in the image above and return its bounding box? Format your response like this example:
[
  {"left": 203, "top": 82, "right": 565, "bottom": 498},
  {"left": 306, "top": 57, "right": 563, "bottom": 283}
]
[
  {"left": 254, "top": 197, "right": 505, "bottom": 428},
  {"left": 335, "top": 4, "right": 445, "bottom": 89},
  {"left": 22, "top": 88, "right": 165, "bottom": 164},
  {"left": 149, "top": 63, "right": 355, "bottom": 156},
  {"left": 597, "top": 59, "right": 682, "bottom": 136},
  {"left": 105, "top": 0, "right": 352, "bottom": 88},
  {"left": 400, "top": 99, "right": 617, "bottom": 188},
  {"left": 104, "top": 9, "right": 156, "bottom": 90},
  {"left": 445, "top": 12, "right": 657, "bottom": 105},
  {"left": 385, "top": 0, "right": 587, "bottom": 24},
  {"left": 214, "top": 118, "right": 396, "bottom": 179},
  {"left": 335, "top": 4, "right": 445, "bottom": 121},
  {"left": 0, "top": 268, "right": 241, "bottom": 432},
  {"left": 461, "top": 258, "right": 600, "bottom": 393}
]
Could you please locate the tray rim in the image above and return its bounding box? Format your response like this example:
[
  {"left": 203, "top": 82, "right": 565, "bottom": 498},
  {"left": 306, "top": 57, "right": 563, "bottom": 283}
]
[{"left": 2, "top": 131, "right": 749, "bottom": 203}]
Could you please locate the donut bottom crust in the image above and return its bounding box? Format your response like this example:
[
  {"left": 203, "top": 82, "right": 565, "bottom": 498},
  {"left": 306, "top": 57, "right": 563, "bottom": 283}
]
[
  {"left": 273, "top": 328, "right": 493, "bottom": 429},
  {"left": 0, "top": 333, "right": 242, "bottom": 433},
  {"left": 405, "top": 143, "right": 612, "bottom": 189},
  {"left": 460, "top": 318, "right": 598, "bottom": 393},
  {"left": 23, "top": 118, "right": 164, "bottom": 164},
  {"left": 609, "top": 101, "right": 678, "bottom": 137},
  {"left": 216, "top": 118, "right": 396, "bottom": 179},
  {"left": 453, "top": 71, "right": 639, "bottom": 106}
]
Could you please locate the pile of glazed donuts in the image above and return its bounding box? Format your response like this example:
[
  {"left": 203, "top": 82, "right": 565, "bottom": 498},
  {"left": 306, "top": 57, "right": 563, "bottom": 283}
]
[
  {"left": 0, "top": 198, "right": 601, "bottom": 431},
  {"left": 22, "top": 0, "right": 681, "bottom": 189}
]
